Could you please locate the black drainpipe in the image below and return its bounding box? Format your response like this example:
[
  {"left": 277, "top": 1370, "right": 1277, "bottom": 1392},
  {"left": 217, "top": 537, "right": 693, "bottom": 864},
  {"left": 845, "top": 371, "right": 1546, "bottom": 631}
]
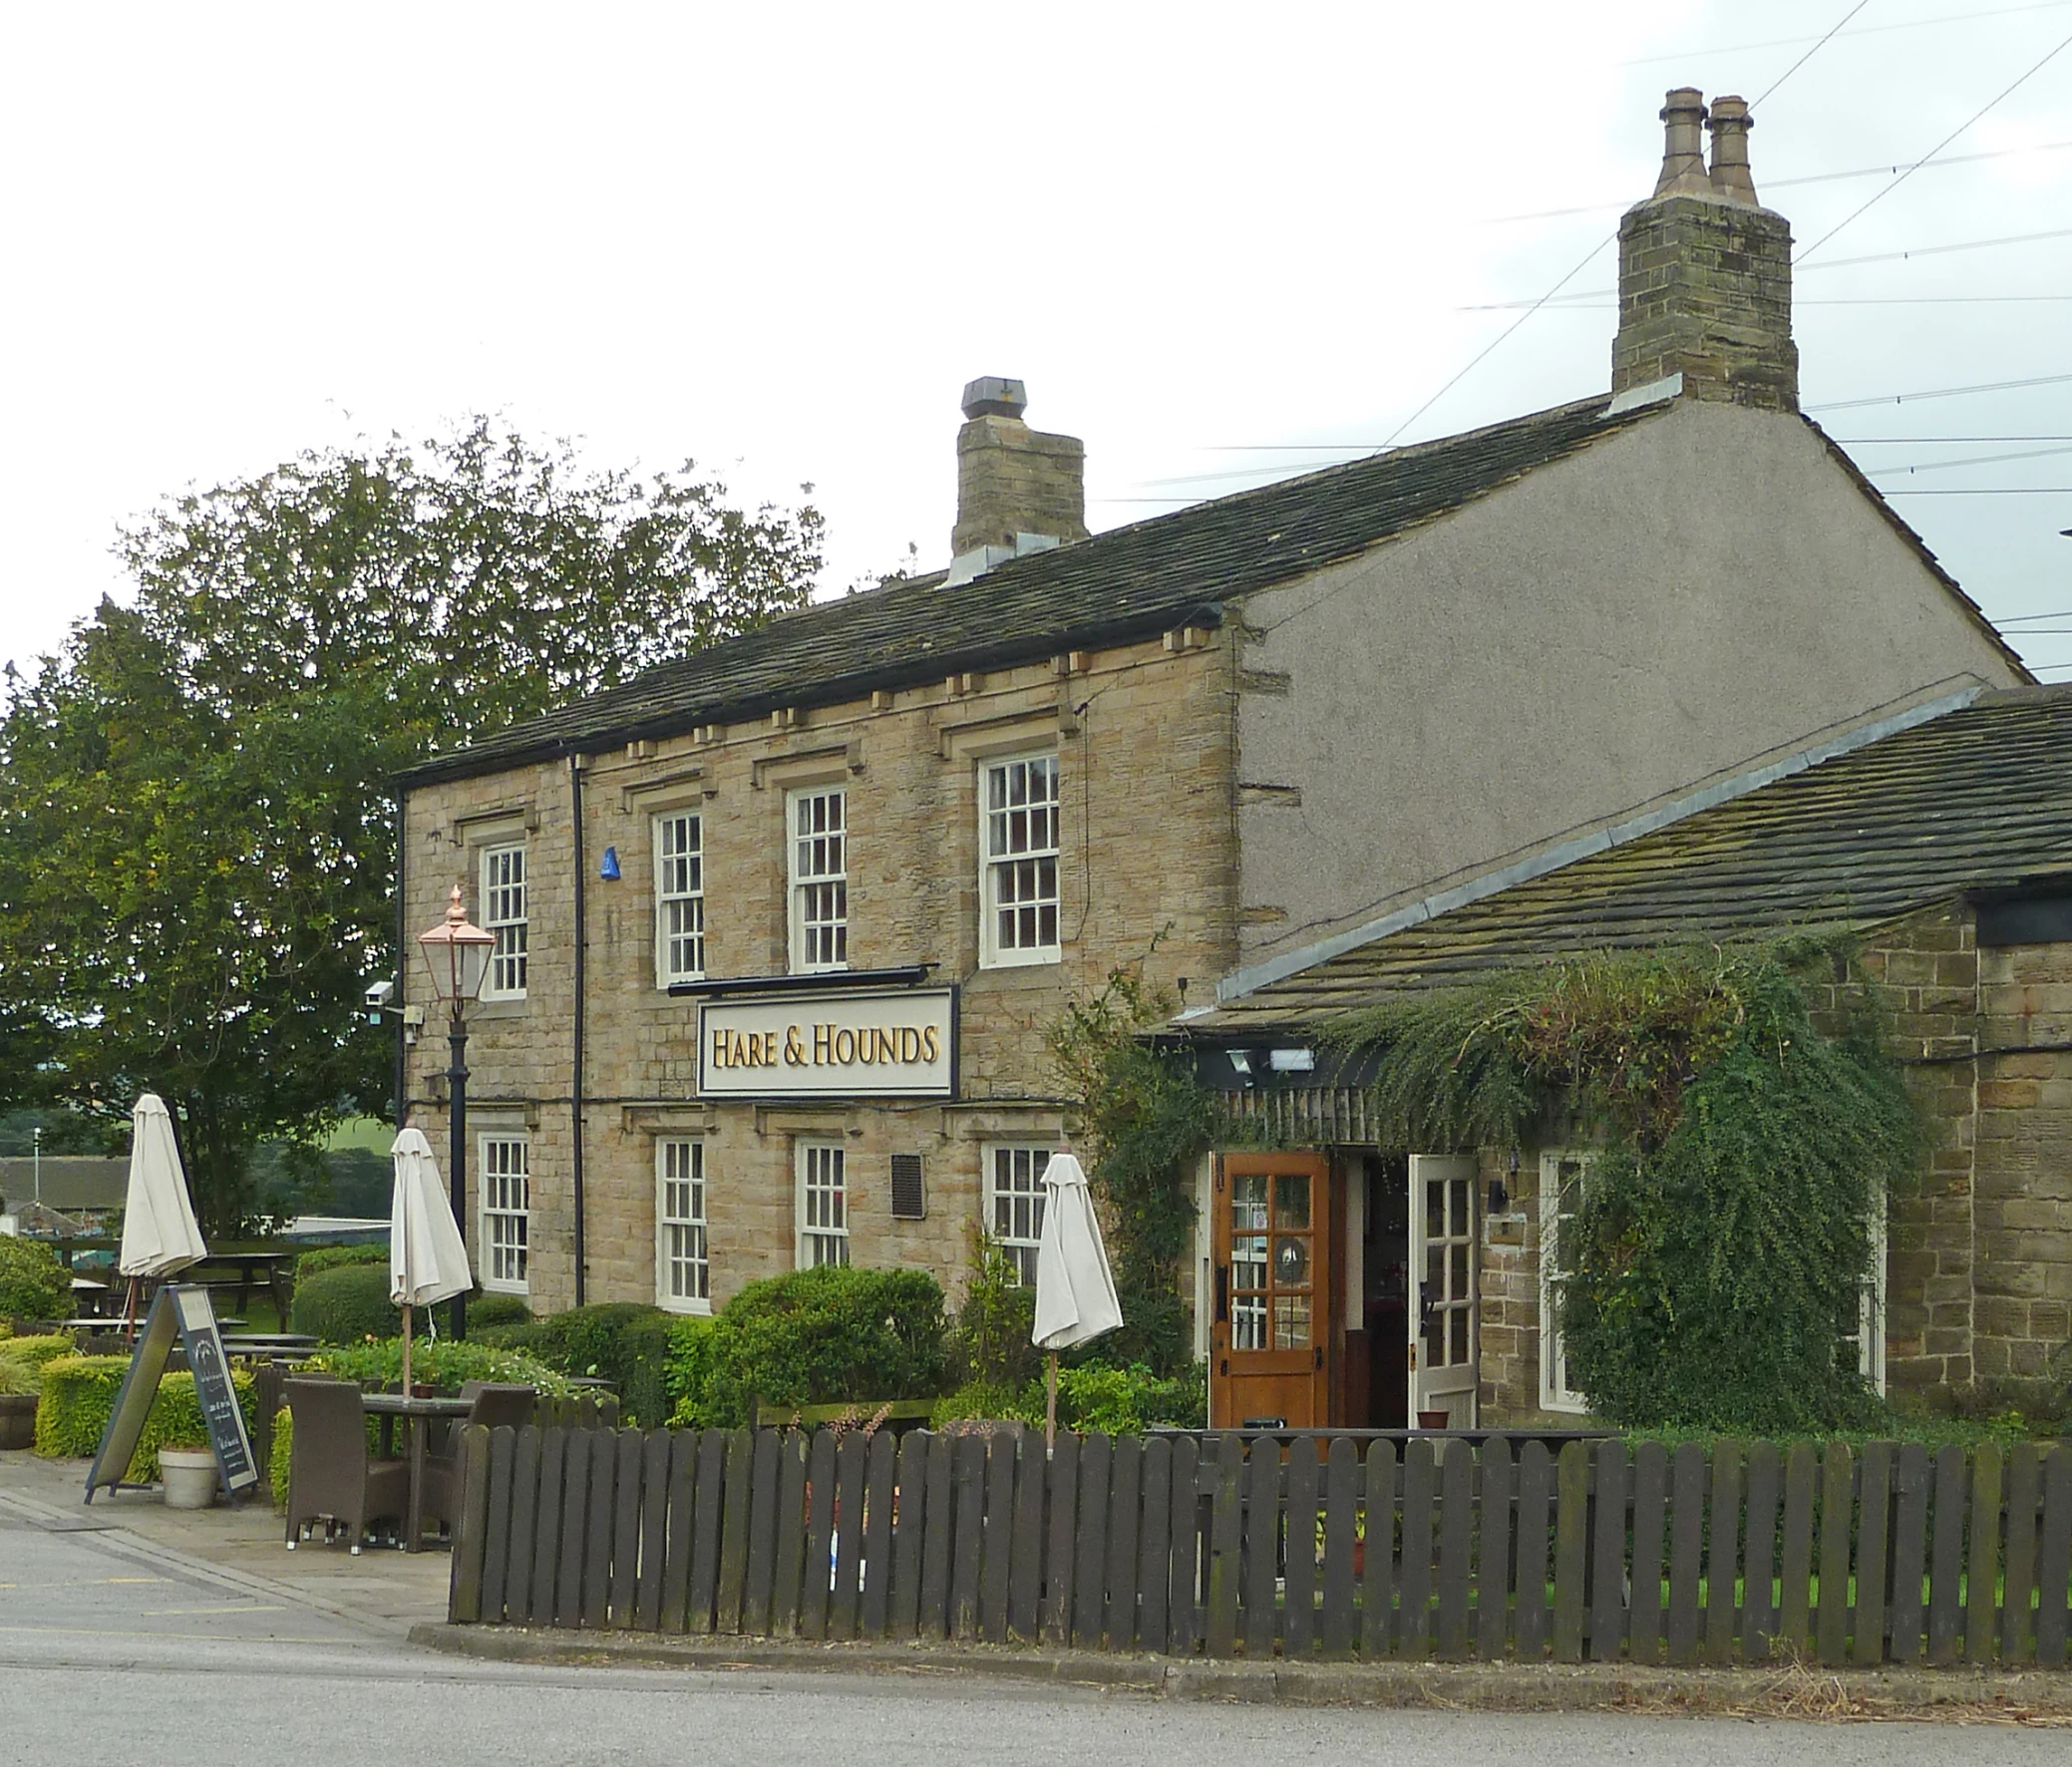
[{"left": 569, "top": 751, "right": 587, "bottom": 1306}]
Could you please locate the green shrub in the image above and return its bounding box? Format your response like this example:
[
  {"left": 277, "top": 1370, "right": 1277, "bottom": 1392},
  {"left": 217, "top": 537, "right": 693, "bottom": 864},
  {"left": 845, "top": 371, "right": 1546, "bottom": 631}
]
[
  {"left": 930, "top": 1361, "right": 1206, "bottom": 1433},
  {"left": 948, "top": 1237, "right": 1039, "bottom": 1390},
  {"left": 667, "top": 1266, "right": 950, "bottom": 1427},
  {"left": 302, "top": 1337, "right": 572, "bottom": 1397},
  {"left": 0, "top": 1237, "right": 72, "bottom": 1322},
  {"left": 516, "top": 1303, "right": 674, "bottom": 1426},
  {"left": 0, "top": 1333, "right": 78, "bottom": 1395},
  {"left": 289, "top": 1262, "right": 400, "bottom": 1344},
  {"left": 468, "top": 1292, "right": 532, "bottom": 1329},
  {"left": 35, "top": 1355, "right": 256, "bottom": 1480},
  {"left": 293, "top": 1242, "right": 390, "bottom": 1278}
]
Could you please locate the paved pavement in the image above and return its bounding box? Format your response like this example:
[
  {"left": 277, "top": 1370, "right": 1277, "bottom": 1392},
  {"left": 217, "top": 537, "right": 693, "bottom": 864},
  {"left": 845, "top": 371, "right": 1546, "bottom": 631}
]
[{"left": 5, "top": 1446, "right": 2071, "bottom": 1766}]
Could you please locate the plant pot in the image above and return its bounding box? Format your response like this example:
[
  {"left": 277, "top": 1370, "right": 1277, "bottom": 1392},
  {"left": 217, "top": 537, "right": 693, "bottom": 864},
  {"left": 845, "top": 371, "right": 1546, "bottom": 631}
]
[
  {"left": 159, "top": 1447, "right": 218, "bottom": 1510},
  {"left": 0, "top": 1393, "right": 35, "bottom": 1450},
  {"left": 1416, "top": 1409, "right": 1450, "bottom": 1430}
]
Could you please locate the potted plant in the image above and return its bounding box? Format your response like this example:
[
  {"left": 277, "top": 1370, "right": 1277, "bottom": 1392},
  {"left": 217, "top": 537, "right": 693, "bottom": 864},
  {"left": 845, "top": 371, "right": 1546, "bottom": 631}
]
[{"left": 158, "top": 1440, "right": 219, "bottom": 1510}]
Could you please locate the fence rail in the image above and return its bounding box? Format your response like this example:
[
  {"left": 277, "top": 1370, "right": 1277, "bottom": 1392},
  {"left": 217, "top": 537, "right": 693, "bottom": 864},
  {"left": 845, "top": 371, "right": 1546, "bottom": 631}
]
[{"left": 448, "top": 1428, "right": 2072, "bottom": 1665}]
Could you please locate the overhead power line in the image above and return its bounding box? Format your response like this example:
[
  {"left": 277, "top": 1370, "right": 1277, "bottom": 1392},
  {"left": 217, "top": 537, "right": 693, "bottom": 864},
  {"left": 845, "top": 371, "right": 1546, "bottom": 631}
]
[
  {"left": 1798, "top": 27, "right": 2072, "bottom": 262},
  {"left": 1480, "top": 139, "right": 2072, "bottom": 225},
  {"left": 1807, "top": 372, "right": 2072, "bottom": 412},
  {"left": 1624, "top": 1, "right": 2072, "bottom": 68}
]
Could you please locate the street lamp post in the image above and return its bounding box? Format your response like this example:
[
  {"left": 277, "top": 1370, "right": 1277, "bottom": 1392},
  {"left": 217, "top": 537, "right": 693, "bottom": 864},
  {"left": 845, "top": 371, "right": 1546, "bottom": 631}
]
[{"left": 417, "top": 884, "right": 495, "bottom": 1340}]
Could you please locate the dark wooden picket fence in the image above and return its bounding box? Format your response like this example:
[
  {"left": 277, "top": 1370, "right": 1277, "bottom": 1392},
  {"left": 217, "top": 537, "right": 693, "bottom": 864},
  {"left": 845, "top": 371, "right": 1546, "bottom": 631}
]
[{"left": 447, "top": 1427, "right": 2072, "bottom": 1666}]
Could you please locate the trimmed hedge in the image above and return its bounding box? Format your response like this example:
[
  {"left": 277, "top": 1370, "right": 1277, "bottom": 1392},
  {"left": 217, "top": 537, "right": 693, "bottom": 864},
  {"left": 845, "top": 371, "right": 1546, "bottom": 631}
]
[
  {"left": 0, "top": 1333, "right": 79, "bottom": 1395},
  {"left": 495, "top": 1303, "right": 674, "bottom": 1426},
  {"left": 294, "top": 1242, "right": 390, "bottom": 1278},
  {"left": 0, "top": 1237, "right": 71, "bottom": 1322},
  {"left": 667, "top": 1265, "right": 949, "bottom": 1428},
  {"left": 468, "top": 1292, "right": 531, "bottom": 1329},
  {"left": 931, "top": 1361, "right": 1207, "bottom": 1432},
  {"left": 289, "top": 1263, "right": 401, "bottom": 1344},
  {"left": 35, "top": 1354, "right": 257, "bottom": 1480}
]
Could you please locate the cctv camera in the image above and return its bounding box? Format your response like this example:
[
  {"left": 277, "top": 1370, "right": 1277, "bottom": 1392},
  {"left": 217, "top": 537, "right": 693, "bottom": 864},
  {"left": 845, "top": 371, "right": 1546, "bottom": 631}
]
[{"left": 364, "top": 979, "right": 396, "bottom": 1010}]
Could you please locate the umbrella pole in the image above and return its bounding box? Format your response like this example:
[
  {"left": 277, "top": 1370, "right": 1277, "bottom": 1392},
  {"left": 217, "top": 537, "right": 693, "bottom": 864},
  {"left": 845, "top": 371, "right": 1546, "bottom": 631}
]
[
  {"left": 401, "top": 1303, "right": 413, "bottom": 1397},
  {"left": 1045, "top": 1352, "right": 1058, "bottom": 1453},
  {"left": 122, "top": 1277, "right": 142, "bottom": 1341}
]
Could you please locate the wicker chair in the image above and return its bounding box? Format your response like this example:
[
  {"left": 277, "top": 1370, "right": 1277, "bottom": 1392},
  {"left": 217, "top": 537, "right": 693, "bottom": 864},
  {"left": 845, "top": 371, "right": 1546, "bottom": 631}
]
[
  {"left": 282, "top": 1378, "right": 410, "bottom": 1556},
  {"left": 419, "top": 1383, "right": 537, "bottom": 1533}
]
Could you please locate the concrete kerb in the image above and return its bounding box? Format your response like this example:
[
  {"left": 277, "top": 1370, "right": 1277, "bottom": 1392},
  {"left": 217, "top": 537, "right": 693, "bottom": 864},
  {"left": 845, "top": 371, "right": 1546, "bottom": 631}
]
[{"left": 406, "top": 1623, "right": 2072, "bottom": 1718}]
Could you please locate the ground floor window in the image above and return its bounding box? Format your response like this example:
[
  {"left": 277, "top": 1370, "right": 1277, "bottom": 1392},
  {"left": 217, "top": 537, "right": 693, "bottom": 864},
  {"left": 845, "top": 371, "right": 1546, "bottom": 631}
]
[
  {"left": 1842, "top": 1202, "right": 1888, "bottom": 1394},
  {"left": 797, "top": 1141, "right": 849, "bottom": 1267},
  {"left": 987, "top": 1145, "right": 1050, "bottom": 1284},
  {"left": 480, "top": 1134, "right": 529, "bottom": 1293},
  {"left": 657, "top": 1139, "right": 709, "bottom": 1312},
  {"left": 1538, "top": 1152, "right": 1590, "bottom": 1413}
]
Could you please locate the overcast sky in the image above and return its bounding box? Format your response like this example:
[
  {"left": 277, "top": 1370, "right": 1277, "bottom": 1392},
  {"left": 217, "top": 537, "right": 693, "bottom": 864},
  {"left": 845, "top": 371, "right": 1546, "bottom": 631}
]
[{"left": 3, "top": 2, "right": 2069, "bottom": 684}]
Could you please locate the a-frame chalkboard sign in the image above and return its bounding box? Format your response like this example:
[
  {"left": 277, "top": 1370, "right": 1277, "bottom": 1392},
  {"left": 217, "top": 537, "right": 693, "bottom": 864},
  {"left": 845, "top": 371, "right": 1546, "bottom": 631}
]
[{"left": 84, "top": 1284, "right": 259, "bottom": 1506}]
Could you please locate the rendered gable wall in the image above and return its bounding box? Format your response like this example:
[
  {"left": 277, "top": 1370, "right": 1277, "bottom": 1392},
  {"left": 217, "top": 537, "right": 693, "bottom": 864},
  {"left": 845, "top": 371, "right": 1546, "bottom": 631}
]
[{"left": 1232, "top": 398, "right": 2023, "bottom": 966}]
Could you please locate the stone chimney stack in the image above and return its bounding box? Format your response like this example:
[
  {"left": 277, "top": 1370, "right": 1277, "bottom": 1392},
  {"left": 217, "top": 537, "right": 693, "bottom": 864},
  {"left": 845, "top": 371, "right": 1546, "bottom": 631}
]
[
  {"left": 950, "top": 378, "right": 1088, "bottom": 567},
  {"left": 1609, "top": 89, "right": 1798, "bottom": 411}
]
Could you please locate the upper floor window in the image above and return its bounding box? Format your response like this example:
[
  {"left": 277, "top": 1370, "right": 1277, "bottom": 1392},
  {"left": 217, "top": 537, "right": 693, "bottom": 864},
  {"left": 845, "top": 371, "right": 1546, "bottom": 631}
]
[
  {"left": 988, "top": 1145, "right": 1050, "bottom": 1285},
  {"left": 480, "top": 1133, "right": 529, "bottom": 1293},
  {"left": 788, "top": 788, "right": 848, "bottom": 972},
  {"left": 482, "top": 844, "right": 528, "bottom": 999},
  {"left": 654, "top": 812, "right": 705, "bottom": 985},
  {"left": 980, "top": 754, "right": 1060, "bottom": 967}
]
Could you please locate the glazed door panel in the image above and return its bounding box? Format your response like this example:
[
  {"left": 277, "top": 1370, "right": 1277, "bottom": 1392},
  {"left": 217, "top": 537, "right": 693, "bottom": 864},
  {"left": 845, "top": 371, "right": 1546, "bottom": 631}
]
[
  {"left": 1209, "top": 1151, "right": 1331, "bottom": 1429},
  {"left": 1409, "top": 1154, "right": 1478, "bottom": 1427}
]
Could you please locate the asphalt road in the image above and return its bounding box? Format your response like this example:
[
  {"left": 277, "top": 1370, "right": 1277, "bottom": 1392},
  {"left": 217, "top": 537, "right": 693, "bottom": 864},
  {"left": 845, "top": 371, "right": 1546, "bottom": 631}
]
[{"left": 4, "top": 1510, "right": 2068, "bottom": 1767}]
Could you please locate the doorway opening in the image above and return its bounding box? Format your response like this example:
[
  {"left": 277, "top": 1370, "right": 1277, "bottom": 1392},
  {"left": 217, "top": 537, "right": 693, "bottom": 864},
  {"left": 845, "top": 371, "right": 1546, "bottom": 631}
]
[{"left": 1362, "top": 1152, "right": 1409, "bottom": 1428}]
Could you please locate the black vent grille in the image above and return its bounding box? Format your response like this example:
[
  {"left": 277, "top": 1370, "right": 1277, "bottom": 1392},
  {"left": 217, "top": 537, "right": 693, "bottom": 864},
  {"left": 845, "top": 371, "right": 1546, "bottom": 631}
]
[{"left": 889, "top": 1154, "right": 925, "bottom": 1221}]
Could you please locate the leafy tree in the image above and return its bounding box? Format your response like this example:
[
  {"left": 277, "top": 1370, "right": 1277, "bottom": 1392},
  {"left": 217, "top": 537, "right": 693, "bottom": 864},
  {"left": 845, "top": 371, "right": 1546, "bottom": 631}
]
[{"left": 0, "top": 420, "right": 821, "bottom": 1232}]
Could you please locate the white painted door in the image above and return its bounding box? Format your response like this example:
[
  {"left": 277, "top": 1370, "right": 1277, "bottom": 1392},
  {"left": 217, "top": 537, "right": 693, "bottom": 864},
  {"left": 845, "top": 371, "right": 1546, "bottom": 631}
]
[{"left": 1409, "top": 1154, "right": 1478, "bottom": 1427}]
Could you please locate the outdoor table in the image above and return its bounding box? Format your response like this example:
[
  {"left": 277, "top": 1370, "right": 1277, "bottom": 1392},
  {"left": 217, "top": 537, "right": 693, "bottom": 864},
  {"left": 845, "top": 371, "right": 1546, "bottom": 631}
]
[
  {"left": 217, "top": 1333, "right": 319, "bottom": 1360},
  {"left": 360, "top": 1391, "right": 471, "bottom": 1553},
  {"left": 189, "top": 1251, "right": 293, "bottom": 1317}
]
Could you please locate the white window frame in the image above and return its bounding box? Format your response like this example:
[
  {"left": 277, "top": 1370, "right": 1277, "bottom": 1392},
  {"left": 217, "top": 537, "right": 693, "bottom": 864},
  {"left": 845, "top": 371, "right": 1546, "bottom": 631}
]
[
  {"left": 655, "top": 1138, "right": 710, "bottom": 1314},
  {"left": 787, "top": 787, "right": 849, "bottom": 973},
  {"left": 1538, "top": 1151, "right": 1592, "bottom": 1414},
  {"left": 986, "top": 1144, "right": 1050, "bottom": 1285},
  {"left": 796, "top": 1140, "right": 849, "bottom": 1267},
  {"left": 653, "top": 811, "right": 706, "bottom": 986},
  {"left": 481, "top": 842, "right": 529, "bottom": 1000},
  {"left": 1849, "top": 1201, "right": 1889, "bottom": 1395},
  {"left": 479, "top": 1133, "right": 530, "bottom": 1294},
  {"left": 978, "top": 752, "right": 1062, "bottom": 968}
]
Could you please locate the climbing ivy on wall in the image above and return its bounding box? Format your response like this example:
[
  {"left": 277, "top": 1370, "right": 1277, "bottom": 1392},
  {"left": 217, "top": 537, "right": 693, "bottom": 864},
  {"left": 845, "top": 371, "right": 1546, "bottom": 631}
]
[
  {"left": 1333, "top": 938, "right": 1921, "bottom": 1432},
  {"left": 1047, "top": 953, "right": 1225, "bottom": 1376}
]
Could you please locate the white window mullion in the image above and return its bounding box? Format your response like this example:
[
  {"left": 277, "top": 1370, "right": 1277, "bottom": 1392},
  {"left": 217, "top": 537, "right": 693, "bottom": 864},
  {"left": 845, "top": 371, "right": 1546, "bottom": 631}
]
[
  {"left": 787, "top": 789, "right": 849, "bottom": 973},
  {"left": 654, "top": 813, "right": 706, "bottom": 985},
  {"left": 797, "top": 1142, "right": 849, "bottom": 1267},
  {"left": 1538, "top": 1152, "right": 1589, "bottom": 1413},
  {"left": 980, "top": 754, "right": 1061, "bottom": 967},
  {"left": 482, "top": 844, "right": 529, "bottom": 999},
  {"left": 656, "top": 1139, "right": 710, "bottom": 1312},
  {"left": 479, "top": 1134, "right": 530, "bottom": 1293},
  {"left": 987, "top": 1145, "right": 1050, "bottom": 1284}
]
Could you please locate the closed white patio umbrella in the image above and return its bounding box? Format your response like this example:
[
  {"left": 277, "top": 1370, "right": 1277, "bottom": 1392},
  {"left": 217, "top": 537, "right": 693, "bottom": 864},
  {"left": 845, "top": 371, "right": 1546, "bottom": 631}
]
[
  {"left": 390, "top": 1128, "right": 474, "bottom": 1396},
  {"left": 1030, "top": 1152, "right": 1123, "bottom": 1446},
  {"left": 118, "top": 1094, "right": 208, "bottom": 1296}
]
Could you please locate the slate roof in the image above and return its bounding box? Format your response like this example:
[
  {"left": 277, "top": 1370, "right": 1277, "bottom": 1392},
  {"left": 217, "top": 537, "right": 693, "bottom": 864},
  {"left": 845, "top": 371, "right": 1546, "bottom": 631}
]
[
  {"left": 401, "top": 394, "right": 1665, "bottom": 786},
  {"left": 1192, "top": 686, "right": 2072, "bottom": 1034}
]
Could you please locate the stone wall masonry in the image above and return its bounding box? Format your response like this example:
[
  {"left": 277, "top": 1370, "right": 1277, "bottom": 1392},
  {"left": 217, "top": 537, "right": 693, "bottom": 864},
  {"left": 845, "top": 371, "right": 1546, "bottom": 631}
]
[{"left": 399, "top": 632, "right": 1238, "bottom": 1315}]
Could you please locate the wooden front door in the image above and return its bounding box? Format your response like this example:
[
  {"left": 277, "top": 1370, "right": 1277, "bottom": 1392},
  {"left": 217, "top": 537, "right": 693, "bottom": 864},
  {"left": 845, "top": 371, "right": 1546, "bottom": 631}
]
[
  {"left": 1209, "top": 1151, "right": 1331, "bottom": 1428},
  {"left": 1409, "top": 1153, "right": 1478, "bottom": 1427}
]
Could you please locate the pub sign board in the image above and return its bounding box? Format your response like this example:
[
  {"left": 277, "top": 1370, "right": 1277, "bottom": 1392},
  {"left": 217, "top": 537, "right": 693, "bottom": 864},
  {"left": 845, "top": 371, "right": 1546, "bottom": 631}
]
[
  {"left": 84, "top": 1283, "right": 259, "bottom": 1504},
  {"left": 698, "top": 987, "right": 957, "bottom": 1100}
]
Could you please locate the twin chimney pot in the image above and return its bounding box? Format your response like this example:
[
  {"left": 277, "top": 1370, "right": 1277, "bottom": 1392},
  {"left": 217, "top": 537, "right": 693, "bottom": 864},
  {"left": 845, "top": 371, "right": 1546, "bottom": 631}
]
[{"left": 1611, "top": 88, "right": 1798, "bottom": 411}]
